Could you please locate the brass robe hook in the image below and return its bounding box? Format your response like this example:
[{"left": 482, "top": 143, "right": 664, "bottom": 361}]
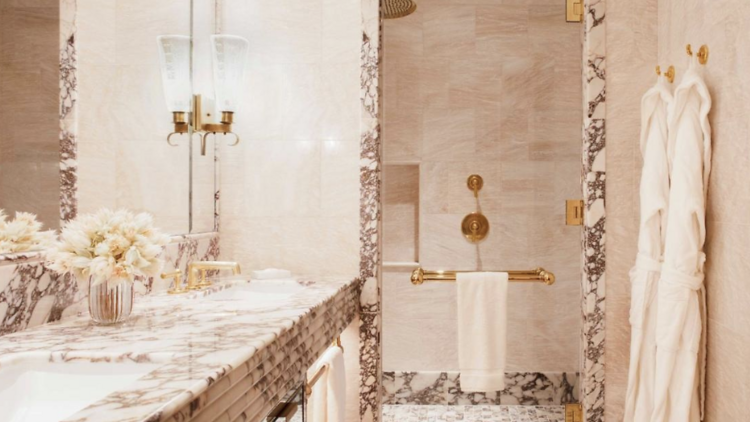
[
  {"left": 656, "top": 65, "right": 675, "bottom": 83},
  {"left": 686, "top": 44, "right": 709, "bottom": 65}
]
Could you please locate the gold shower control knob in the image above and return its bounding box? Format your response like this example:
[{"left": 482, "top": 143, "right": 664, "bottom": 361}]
[{"left": 461, "top": 212, "right": 489, "bottom": 243}]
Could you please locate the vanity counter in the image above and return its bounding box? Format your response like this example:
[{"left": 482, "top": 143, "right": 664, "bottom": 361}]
[{"left": 0, "top": 276, "right": 359, "bottom": 422}]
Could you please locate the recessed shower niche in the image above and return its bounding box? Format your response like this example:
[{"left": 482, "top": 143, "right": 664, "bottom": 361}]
[{"left": 382, "top": 163, "right": 420, "bottom": 267}]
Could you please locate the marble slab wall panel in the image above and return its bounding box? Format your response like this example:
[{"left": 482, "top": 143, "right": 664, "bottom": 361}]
[
  {"left": 60, "top": 0, "right": 77, "bottom": 224},
  {"left": 0, "top": 233, "right": 219, "bottom": 337},
  {"left": 359, "top": 0, "right": 382, "bottom": 421},
  {"left": 382, "top": 372, "right": 579, "bottom": 407},
  {"left": 581, "top": 1, "right": 606, "bottom": 421}
]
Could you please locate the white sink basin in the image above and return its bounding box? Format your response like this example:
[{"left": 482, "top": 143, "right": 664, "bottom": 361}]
[
  {"left": 0, "top": 353, "right": 161, "bottom": 422},
  {"left": 206, "top": 279, "right": 306, "bottom": 302}
]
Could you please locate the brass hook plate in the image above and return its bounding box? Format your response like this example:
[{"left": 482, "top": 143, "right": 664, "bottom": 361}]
[
  {"left": 686, "top": 44, "right": 709, "bottom": 65},
  {"left": 657, "top": 65, "right": 676, "bottom": 83},
  {"left": 461, "top": 212, "right": 489, "bottom": 243}
]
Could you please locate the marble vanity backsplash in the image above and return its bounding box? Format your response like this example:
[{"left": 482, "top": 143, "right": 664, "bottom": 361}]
[
  {"left": 0, "top": 233, "right": 219, "bottom": 336},
  {"left": 382, "top": 371, "right": 579, "bottom": 406}
]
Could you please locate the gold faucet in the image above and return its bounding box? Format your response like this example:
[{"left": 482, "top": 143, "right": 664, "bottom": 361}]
[
  {"left": 187, "top": 261, "right": 241, "bottom": 290},
  {"left": 161, "top": 270, "right": 187, "bottom": 294}
]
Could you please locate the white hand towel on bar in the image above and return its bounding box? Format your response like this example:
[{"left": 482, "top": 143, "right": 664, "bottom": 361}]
[
  {"left": 309, "top": 346, "right": 346, "bottom": 422},
  {"left": 457, "top": 272, "right": 508, "bottom": 392}
]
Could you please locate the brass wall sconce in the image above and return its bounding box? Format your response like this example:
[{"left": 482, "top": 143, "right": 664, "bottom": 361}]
[
  {"left": 159, "top": 34, "right": 249, "bottom": 156},
  {"left": 167, "top": 95, "right": 240, "bottom": 155}
]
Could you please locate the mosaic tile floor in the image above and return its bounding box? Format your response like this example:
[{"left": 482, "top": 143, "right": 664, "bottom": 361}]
[{"left": 382, "top": 405, "right": 565, "bottom": 422}]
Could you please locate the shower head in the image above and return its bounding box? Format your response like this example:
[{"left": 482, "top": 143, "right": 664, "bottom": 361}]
[{"left": 383, "top": 0, "right": 417, "bottom": 19}]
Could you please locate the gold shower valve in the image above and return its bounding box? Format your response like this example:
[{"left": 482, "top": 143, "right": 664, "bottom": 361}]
[{"left": 461, "top": 212, "right": 489, "bottom": 243}]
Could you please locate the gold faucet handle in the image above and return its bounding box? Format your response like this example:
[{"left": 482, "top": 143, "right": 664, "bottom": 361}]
[{"left": 162, "top": 270, "right": 187, "bottom": 294}]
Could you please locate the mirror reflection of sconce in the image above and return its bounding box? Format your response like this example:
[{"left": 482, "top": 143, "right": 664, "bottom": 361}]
[{"left": 157, "top": 34, "right": 249, "bottom": 156}]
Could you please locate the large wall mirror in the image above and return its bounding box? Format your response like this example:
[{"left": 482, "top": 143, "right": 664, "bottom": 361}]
[
  {"left": 0, "top": 0, "right": 220, "bottom": 255},
  {"left": 0, "top": 1, "right": 61, "bottom": 236}
]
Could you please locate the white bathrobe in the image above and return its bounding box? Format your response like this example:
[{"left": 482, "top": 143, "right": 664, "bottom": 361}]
[
  {"left": 623, "top": 76, "right": 673, "bottom": 422},
  {"left": 651, "top": 57, "right": 711, "bottom": 422}
]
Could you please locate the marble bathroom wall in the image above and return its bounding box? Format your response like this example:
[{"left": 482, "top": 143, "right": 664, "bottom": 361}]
[
  {"left": 381, "top": 0, "right": 582, "bottom": 375},
  {"left": 0, "top": 0, "right": 61, "bottom": 230},
  {"left": 218, "top": 0, "right": 362, "bottom": 279},
  {"left": 604, "top": 0, "right": 750, "bottom": 420}
]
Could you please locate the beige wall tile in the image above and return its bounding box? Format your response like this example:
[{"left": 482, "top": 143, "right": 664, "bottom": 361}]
[
  {"left": 220, "top": 0, "right": 361, "bottom": 279},
  {"left": 604, "top": 0, "right": 658, "bottom": 418}
]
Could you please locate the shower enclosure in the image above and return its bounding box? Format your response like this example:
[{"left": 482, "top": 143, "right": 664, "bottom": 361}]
[{"left": 381, "top": 2, "right": 583, "bottom": 419}]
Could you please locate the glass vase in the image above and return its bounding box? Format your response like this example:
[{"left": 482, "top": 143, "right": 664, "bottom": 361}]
[{"left": 88, "top": 278, "right": 134, "bottom": 325}]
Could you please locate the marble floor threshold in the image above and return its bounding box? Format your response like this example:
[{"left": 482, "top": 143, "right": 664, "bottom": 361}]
[{"left": 382, "top": 405, "right": 565, "bottom": 422}]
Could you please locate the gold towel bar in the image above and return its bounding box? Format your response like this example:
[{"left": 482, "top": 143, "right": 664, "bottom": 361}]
[
  {"left": 306, "top": 337, "right": 343, "bottom": 396},
  {"left": 410, "top": 267, "right": 556, "bottom": 286}
]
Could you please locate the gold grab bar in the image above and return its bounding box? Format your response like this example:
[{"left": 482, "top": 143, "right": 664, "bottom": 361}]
[
  {"left": 306, "top": 337, "right": 343, "bottom": 396},
  {"left": 410, "top": 267, "right": 556, "bottom": 286}
]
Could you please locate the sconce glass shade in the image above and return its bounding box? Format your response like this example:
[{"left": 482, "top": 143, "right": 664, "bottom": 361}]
[
  {"left": 157, "top": 35, "right": 192, "bottom": 113},
  {"left": 211, "top": 35, "right": 250, "bottom": 113}
]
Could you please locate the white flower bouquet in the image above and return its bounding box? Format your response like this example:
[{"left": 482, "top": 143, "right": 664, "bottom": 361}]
[
  {"left": 0, "top": 210, "right": 56, "bottom": 254},
  {"left": 48, "top": 209, "right": 170, "bottom": 287}
]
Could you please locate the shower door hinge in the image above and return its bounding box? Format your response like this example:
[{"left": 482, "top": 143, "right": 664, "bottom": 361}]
[
  {"left": 566, "top": 0, "right": 584, "bottom": 22},
  {"left": 566, "top": 199, "right": 584, "bottom": 226},
  {"left": 565, "top": 403, "right": 583, "bottom": 422}
]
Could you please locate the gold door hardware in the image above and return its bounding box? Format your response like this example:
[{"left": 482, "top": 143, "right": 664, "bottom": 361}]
[
  {"left": 410, "top": 267, "right": 556, "bottom": 285},
  {"left": 686, "top": 44, "right": 709, "bottom": 65},
  {"left": 467, "top": 174, "right": 484, "bottom": 198},
  {"left": 461, "top": 212, "right": 490, "bottom": 243},
  {"left": 305, "top": 337, "right": 344, "bottom": 396},
  {"left": 167, "top": 94, "right": 240, "bottom": 156},
  {"left": 566, "top": 199, "right": 584, "bottom": 226},
  {"left": 162, "top": 270, "right": 187, "bottom": 294},
  {"left": 566, "top": 0, "right": 583, "bottom": 22},
  {"left": 656, "top": 65, "right": 676, "bottom": 83},
  {"left": 564, "top": 403, "right": 583, "bottom": 422},
  {"left": 187, "top": 261, "right": 241, "bottom": 290}
]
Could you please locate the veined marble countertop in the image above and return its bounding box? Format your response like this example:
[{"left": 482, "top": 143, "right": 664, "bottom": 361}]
[{"left": 0, "top": 276, "right": 359, "bottom": 422}]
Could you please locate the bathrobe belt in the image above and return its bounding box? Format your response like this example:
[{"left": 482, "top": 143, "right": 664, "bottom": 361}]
[{"left": 635, "top": 253, "right": 663, "bottom": 273}]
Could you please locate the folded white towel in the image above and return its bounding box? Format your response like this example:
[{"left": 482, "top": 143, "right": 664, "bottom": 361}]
[
  {"left": 457, "top": 272, "right": 508, "bottom": 392},
  {"left": 250, "top": 268, "right": 292, "bottom": 280},
  {"left": 309, "top": 346, "right": 346, "bottom": 422}
]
